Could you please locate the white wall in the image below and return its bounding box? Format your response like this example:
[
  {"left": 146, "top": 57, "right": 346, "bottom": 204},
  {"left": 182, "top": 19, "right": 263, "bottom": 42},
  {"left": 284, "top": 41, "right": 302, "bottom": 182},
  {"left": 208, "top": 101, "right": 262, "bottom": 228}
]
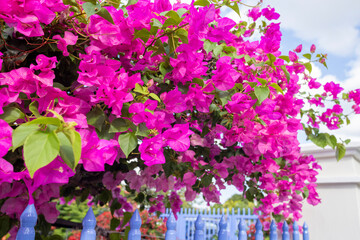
[{"left": 300, "top": 145, "right": 360, "bottom": 240}]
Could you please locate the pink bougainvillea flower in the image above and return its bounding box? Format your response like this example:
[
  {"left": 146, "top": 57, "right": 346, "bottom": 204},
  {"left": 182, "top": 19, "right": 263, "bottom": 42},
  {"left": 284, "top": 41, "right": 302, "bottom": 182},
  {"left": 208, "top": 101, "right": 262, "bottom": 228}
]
[
  {"left": 308, "top": 97, "right": 324, "bottom": 107},
  {"left": 154, "top": 0, "right": 171, "bottom": 13},
  {"left": 37, "top": 202, "right": 60, "bottom": 224},
  {"left": 289, "top": 51, "right": 299, "bottom": 62},
  {"left": 163, "top": 123, "right": 194, "bottom": 152},
  {"left": 310, "top": 44, "right": 316, "bottom": 53},
  {"left": 129, "top": 99, "right": 157, "bottom": 126},
  {"left": 139, "top": 134, "right": 166, "bottom": 166},
  {"left": 53, "top": 31, "right": 78, "bottom": 56},
  {"left": 324, "top": 81, "right": 344, "bottom": 99},
  {"left": 0, "top": 120, "right": 12, "bottom": 157},
  {"left": 294, "top": 44, "right": 302, "bottom": 53},
  {"left": 248, "top": 7, "right": 261, "bottom": 21},
  {"left": 262, "top": 6, "right": 280, "bottom": 20},
  {"left": 78, "top": 128, "right": 119, "bottom": 171},
  {"left": 308, "top": 78, "right": 321, "bottom": 89},
  {"left": 182, "top": 172, "right": 197, "bottom": 186},
  {"left": 161, "top": 87, "right": 188, "bottom": 113},
  {"left": 211, "top": 56, "right": 240, "bottom": 91},
  {"left": 15, "top": 15, "right": 44, "bottom": 37}
]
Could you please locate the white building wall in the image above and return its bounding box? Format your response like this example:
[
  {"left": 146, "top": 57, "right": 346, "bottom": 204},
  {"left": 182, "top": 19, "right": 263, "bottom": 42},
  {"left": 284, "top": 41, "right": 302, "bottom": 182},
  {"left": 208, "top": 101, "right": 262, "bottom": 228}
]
[{"left": 300, "top": 146, "right": 360, "bottom": 240}]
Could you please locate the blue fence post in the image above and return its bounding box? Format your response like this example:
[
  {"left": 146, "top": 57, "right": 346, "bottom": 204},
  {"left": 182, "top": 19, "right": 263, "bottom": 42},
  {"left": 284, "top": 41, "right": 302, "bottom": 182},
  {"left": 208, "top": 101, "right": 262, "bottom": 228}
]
[
  {"left": 229, "top": 208, "right": 236, "bottom": 240},
  {"left": 303, "top": 222, "right": 309, "bottom": 240},
  {"left": 254, "top": 219, "right": 263, "bottom": 240},
  {"left": 292, "top": 222, "right": 300, "bottom": 240},
  {"left": 165, "top": 212, "right": 176, "bottom": 240},
  {"left": 194, "top": 214, "right": 205, "bottom": 240},
  {"left": 282, "top": 222, "right": 290, "bottom": 240},
  {"left": 128, "top": 209, "right": 141, "bottom": 240},
  {"left": 238, "top": 218, "right": 247, "bottom": 240},
  {"left": 16, "top": 204, "right": 37, "bottom": 240},
  {"left": 269, "top": 220, "right": 277, "bottom": 240},
  {"left": 80, "top": 207, "right": 96, "bottom": 240},
  {"left": 218, "top": 215, "right": 227, "bottom": 240},
  {"left": 177, "top": 209, "right": 186, "bottom": 240}
]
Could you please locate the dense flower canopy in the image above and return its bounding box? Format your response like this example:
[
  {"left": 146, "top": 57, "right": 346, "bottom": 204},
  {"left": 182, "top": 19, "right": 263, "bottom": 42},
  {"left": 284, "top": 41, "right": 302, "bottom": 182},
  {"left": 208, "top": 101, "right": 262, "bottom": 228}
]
[{"left": 0, "top": 0, "right": 359, "bottom": 237}]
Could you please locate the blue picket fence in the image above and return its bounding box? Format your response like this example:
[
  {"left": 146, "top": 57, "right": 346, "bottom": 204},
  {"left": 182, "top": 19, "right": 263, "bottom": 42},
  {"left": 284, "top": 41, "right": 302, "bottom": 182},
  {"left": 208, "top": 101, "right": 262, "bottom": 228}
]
[
  {"left": 16, "top": 204, "right": 310, "bottom": 240},
  {"left": 161, "top": 208, "right": 259, "bottom": 240}
]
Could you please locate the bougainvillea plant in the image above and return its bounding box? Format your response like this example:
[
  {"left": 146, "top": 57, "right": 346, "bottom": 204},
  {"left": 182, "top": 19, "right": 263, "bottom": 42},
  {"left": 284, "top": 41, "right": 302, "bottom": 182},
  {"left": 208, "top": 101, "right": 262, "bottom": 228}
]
[{"left": 0, "top": 0, "right": 359, "bottom": 238}]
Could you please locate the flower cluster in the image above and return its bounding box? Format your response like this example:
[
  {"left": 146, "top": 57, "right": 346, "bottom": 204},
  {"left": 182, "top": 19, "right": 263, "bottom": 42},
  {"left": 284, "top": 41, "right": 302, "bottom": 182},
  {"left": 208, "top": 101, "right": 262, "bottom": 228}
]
[{"left": 0, "top": 0, "right": 359, "bottom": 237}]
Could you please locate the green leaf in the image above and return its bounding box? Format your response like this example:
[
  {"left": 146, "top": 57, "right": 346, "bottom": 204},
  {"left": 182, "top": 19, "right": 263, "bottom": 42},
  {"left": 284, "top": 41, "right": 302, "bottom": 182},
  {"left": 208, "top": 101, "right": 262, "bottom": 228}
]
[
  {"left": 256, "top": 77, "right": 267, "bottom": 85},
  {"left": 48, "top": 110, "right": 65, "bottom": 122},
  {"left": 126, "top": 0, "right": 138, "bottom": 6},
  {"left": 134, "top": 83, "right": 150, "bottom": 95},
  {"left": 193, "top": 0, "right": 210, "bottom": 6},
  {"left": 201, "top": 175, "right": 212, "bottom": 187},
  {"left": 336, "top": 143, "right": 346, "bottom": 161},
  {"left": 0, "top": 216, "right": 10, "bottom": 238},
  {"left": 97, "top": 8, "right": 114, "bottom": 24},
  {"left": 303, "top": 53, "right": 312, "bottom": 60},
  {"left": 203, "top": 40, "right": 216, "bottom": 54},
  {"left": 81, "top": 0, "right": 97, "bottom": 4},
  {"left": 267, "top": 53, "right": 276, "bottom": 64},
  {"left": 58, "top": 131, "right": 81, "bottom": 170},
  {"left": 280, "top": 65, "right": 290, "bottom": 82},
  {"left": 109, "top": 118, "right": 130, "bottom": 133},
  {"left": 118, "top": 132, "right": 137, "bottom": 158},
  {"left": 269, "top": 83, "right": 284, "bottom": 94},
  {"left": 213, "top": 44, "right": 223, "bottom": 57},
  {"left": 136, "top": 123, "right": 150, "bottom": 137},
  {"left": 152, "top": 19, "right": 163, "bottom": 28},
  {"left": 177, "top": 8, "right": 188, "bottom": 17},
  {"left": 163, "top": 18, "right": 179, "bottom": 28},
  {"left": 165, "top": 10, "right": 181, "bottom": 23},
  {"left": 308, "top": 133, "right": 327, "bottom": 148},
  {"left": 303, "top": 187, "right": 310, "bottom": 198},
  {"left": 168, "top": 33, "right": 177, "bottom": 53},
  {"left": 159, "top": 62, "right": 172, "bottom": 75},
  {"left": 134, "top": 29, "right": 151, "bottom": 43},
  {"left": 24, "top": 130, "right": 60, "bottom": 177},
  {"left": 86, "top": 107, "right": 106, "bottom": 131},
  {"left": 304, "top": 62, "right": 312, "bottom": 73},
  {"left": 193, "top": 78, "right": 204, "bottom": 87},
  {"left": 226, "top": 2, "right": 240, "bottom": 16},
  {"left": 12, "top": 124, "right": 40, "bottom": 150},
  {"left": 254, "top": 86, "right": 270, "bottom": 104},
  {"left": 109, "top": 0, "right": 120, "bottom": 8},
  {"left": 82, "top": 2, "right": 101, "bottom": 17},
  {"left": 0, "top": 107, "right": 25, "bottom": 123},
  {"left": 278, "top": 56, "right": 290, "bottom": 63},
  {"left": 29, "top": 101, "right": 41, "bottom": 118},
  {"left": 149, "top": 93, "right": 161, "bottom": 102},
  {"left": 176, "top": 28, "right": 188, "bottom": 44},
  {"left": 28, "top": 117, "right": 62, "bottom": 127},
  {"left": 151, "top": 39, "right": 166, "bottom": 57},
  {"left": 110, "top": 218, "right": 121, "bottom": 230},
  {"left": 325, "top": 134, "right": 337, "bottom": 149},
  {"left": 63, "top": 0, "right": 79, "bottom": 7},
  {"left": 122, "top": 212, "right": 132, "bottom": 227}
]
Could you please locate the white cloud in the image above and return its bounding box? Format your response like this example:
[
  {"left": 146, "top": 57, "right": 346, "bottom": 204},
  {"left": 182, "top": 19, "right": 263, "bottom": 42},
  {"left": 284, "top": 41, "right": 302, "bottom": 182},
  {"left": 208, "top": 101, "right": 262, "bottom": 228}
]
[
  {"left": 264, "top": 0, "right": 360, "bottom": 143},
  {"left": 270, "top": 0, "right": 360, "bottom": 57}
]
